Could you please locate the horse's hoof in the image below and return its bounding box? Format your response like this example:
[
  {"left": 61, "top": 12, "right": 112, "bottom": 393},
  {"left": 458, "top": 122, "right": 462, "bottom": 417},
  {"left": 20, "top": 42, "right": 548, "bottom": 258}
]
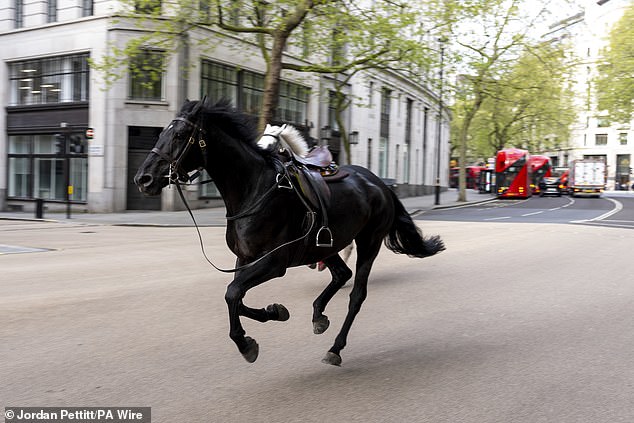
[
  {"left": 321, "top": 351, "right": 342, "bottom": 366},
  {"left": 266, "top": 303, "right": 290, "bottom": 321},
  {"left": 313, "top": 315, "right": 330, "bottom": 334},
  {"left": 241, "top": 336, "right": 259, "bottom": 363}
]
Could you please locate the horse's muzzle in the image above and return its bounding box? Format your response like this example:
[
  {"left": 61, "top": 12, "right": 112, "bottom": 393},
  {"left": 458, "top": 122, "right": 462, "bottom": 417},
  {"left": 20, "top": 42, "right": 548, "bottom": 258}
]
[{"left": 134, "top": 172, "right": 162, "bottom": 195}]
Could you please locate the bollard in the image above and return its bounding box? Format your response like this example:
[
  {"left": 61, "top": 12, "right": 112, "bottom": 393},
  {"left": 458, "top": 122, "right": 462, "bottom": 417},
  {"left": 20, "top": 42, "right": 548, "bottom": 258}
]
[{"left": 35, "top": 198, "right": 44, "bottom": 219}]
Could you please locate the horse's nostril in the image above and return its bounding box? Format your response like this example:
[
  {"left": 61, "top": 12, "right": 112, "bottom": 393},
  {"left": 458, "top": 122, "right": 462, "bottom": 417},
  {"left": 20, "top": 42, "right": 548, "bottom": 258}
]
[{"left": 136, "top": 174, "right": 153, "bottom": 187}]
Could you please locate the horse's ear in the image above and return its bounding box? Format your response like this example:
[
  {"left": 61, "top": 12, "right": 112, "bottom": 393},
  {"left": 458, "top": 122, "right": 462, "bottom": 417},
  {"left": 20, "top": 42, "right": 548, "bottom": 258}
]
[{"left": 264, "top": 124, "right": 271, "bottom": 132}]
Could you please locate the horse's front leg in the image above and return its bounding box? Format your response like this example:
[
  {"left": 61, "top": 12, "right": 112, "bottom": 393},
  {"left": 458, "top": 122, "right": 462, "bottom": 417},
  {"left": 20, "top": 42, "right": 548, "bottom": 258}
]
[
  {"left": 239, "top": 302, "right": 290, "bottom": 322},
  {"left": 225, "top": 260, "right": 287, "bottom": 363}
]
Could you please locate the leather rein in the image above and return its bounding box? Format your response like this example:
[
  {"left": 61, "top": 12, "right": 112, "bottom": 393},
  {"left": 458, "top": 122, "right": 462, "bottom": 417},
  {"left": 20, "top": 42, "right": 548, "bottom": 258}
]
[{"left": 150, "top": 116, "right": 318, "bottom": 273}]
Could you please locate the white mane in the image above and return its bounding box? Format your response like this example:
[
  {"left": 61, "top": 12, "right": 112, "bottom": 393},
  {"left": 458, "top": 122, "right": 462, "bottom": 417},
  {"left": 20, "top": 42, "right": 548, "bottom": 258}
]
[{"left": 257, "top": 124, "right": 309, "bottom": 157}]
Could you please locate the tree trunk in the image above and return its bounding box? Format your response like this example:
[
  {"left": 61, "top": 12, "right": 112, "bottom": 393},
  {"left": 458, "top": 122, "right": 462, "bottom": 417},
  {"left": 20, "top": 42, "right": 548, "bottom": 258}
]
[{"left": 258, "top": 35, "right": 287, "bottom": 131}]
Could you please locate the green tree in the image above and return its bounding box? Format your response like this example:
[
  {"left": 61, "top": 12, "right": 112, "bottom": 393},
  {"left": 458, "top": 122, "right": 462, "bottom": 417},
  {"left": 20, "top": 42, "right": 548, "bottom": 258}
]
[
  {"left": 595, "top": 2, "right": 634, "bottom": 124},
  {"left": 92, "top": 0, "right": 430, "bottom": 133},
  {"left": 464, "top": 41, "right": 576, "bottom": 160},
  {"left": 430, "top": 0, "right": 577, "bottom": 201}
]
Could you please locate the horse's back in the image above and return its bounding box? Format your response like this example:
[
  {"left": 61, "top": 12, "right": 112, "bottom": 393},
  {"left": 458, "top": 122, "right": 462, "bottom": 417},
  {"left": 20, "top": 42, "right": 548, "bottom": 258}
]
[{"left": 330, "top": 164, "right": 397, "bottom": 223}]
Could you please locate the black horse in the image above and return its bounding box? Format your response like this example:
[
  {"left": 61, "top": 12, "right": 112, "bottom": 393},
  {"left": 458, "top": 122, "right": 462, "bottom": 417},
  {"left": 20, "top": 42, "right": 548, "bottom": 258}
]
[{"left": 134, "top": 98, "right": 445, "bottom": 366}]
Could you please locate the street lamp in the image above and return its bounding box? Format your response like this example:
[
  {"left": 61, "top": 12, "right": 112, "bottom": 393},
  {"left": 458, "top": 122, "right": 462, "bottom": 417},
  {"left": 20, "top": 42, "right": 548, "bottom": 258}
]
[
  {"left": 349, "top": 131, "right": 359, "bottom": 145},
  {"left": 320, "top": 125, "right": 332, "bottom": 144},
  {"left": 434, "top": 37, "right": 447, "bottom": 206}
]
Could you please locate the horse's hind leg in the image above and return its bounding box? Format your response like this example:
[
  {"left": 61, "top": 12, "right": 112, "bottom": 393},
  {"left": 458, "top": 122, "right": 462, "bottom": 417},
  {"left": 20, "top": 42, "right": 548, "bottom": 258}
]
[
  {"left": 322, "top": 239, "right": 381, "bottom": 366},
  {"left": 312, "top": 254, "right": 353, "bottom": 335}
]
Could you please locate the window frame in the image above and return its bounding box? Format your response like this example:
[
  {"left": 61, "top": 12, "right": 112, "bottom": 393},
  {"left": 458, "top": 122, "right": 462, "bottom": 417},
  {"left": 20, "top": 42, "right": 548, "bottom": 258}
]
[
  {"left": 9, "top": 53, "right": 90, "bottom": 106},
  {"left": 128, "top": 49, "right": 165, "bottom": 101}
]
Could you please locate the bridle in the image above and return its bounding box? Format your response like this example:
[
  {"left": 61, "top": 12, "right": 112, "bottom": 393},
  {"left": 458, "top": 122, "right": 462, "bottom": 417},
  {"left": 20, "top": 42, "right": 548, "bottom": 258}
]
[{"left": 151, "top": 116, "right": 208, "bottom": 184}]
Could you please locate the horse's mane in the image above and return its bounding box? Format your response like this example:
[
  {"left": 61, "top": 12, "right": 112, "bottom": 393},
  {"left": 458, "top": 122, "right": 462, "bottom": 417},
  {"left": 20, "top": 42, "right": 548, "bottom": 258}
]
[
  {"left": 197, "top": 99, "right": 264, "bottom": 154},
  {"left": 257, "top": 124, "right": 309, "bottom": 157},
  {"left": 197, "top": 99, "right": 309, "bottom": 160}
]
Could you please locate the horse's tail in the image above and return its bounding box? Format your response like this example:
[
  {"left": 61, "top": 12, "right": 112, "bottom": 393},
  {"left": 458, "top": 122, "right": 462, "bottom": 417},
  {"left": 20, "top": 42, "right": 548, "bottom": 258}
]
[{"left": 384, "top": 190, "right": 445, "bottom": 258}]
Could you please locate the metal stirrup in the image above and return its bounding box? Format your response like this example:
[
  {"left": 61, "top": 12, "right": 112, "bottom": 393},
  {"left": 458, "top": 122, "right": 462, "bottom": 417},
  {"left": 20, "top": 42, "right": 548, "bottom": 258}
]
[{"left": 316, "top": 226, "right": 333, "bottom": 248}]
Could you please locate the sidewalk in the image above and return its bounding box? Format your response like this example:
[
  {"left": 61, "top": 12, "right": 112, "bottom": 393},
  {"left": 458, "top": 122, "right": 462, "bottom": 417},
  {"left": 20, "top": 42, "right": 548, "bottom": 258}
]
[{"left": 0, "top": 189, "right": 495, "bottom": 227}]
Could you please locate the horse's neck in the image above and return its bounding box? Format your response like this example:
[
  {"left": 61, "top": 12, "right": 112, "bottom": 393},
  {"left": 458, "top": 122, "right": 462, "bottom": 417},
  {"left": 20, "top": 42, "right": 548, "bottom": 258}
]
[{"left": 207, "top": 139, "right": 275, "bottom": 212}]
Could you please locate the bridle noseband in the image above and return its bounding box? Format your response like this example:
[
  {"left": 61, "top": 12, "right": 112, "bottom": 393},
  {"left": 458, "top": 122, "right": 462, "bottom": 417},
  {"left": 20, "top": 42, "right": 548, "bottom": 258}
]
[{"left": 151, "top": 116, "right": 208, "bottom": 183}]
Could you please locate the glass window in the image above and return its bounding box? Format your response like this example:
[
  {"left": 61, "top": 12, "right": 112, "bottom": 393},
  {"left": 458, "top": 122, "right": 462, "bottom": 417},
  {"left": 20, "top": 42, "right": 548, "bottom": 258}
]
[
  {"left": 378, "top": 137, "right": 388, "bottom": 178},
  {"left": 135, "top": 0, "right": 161, "bottom": 14},
  {"left": 7, "top": 134, "right": 88, "bottom": 202},
  {"left": 15, "top": 0, "right": 24, "bottom": 28},
  {"left": 48, "top": 0, "right": 57, "bottom": 23},
  {"left": 9, "top": 54, "right": 90, "bottom": 106},
  {"left": 9, "top": 158, "right": 31, "bottom": 198},
  {"left": 82, "top": 0, "right": 94, "bottom": 16},
  {"left": 129, "top": 50, "right": 164, "bottom": 101},
  {"left": 595, "top": 134, "right": 608, "bottom": 145},
  {"left": 277, "top": 81, "right": 309, "bottom": 125},
  {"left": 619, "top": 133, "right": 628, "bottom": 145},
  {"left": 201, "top": 60, "right": 238, "bottom": 104},
  {"left": 241, "top": 70, "right": 264, "bottom": 116}
]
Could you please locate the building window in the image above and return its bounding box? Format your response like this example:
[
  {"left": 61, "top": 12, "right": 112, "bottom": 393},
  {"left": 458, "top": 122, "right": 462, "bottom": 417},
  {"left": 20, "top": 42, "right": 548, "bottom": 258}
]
[
  {"left": 378, "top": 88, "right": 391, "bottom": 178},
  {"left": 15, "top": 0, "right": 24, "bottom": 28},
  {"left": 378, "top": 137, "right": 388, "bottom": 178},
  {"left": 597, "top": 117, "right": 610, "bottom": 128},
  {"left": 82, "top": 0, "right": 94, "bottom": 16},
  {"left": 47, "top": 0, "right": 57, "bottom": 23},
  {"left": 129, "top": 50, "right": 164, "bottom": 101},
  {"left": 595, "top": 134, "right": 608, "bottom": 146},
  {"left": 201, "top": 60, "right": 238, "bottom": 104},
  {"left": 367, "top": 138, "right": 372, "bottom": 170},
  {"left": 276, "top": 81, "right": 310, "bottom": 126},
  {"left": 8, "top": 135, "right": 88, "bottom": 202},
  {"left": 9, "top": 54, "right": 90, "bottom": 106},
  {"left": 619, "top": 133, "right": 628, "bottom": 145},
  {"left": 241, "top": 70, "right": 264, "bottom": 116},
  {"left": 135, "top": 0, "right": 161, "bottom": 14}
]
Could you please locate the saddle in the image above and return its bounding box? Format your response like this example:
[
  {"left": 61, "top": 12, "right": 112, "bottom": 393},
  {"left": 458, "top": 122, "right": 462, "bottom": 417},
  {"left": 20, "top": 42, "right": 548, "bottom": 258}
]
[{"left": 279, "top": 146, "right": 348, "bottom": 247}]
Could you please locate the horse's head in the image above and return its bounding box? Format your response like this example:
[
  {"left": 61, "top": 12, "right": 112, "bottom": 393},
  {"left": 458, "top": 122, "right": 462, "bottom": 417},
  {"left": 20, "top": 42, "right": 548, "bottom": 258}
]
[{"left": 134, "top": 99, "right": 207, "bottom": 196}]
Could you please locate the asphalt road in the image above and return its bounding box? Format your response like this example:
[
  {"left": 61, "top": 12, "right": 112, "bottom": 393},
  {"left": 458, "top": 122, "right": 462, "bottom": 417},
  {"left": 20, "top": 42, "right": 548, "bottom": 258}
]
[
  {"left": 418, "top": 193, "right": 634, "bottom": 228},
  {"left": 2, "top": 218, "right": 634, "bottom": 422}
]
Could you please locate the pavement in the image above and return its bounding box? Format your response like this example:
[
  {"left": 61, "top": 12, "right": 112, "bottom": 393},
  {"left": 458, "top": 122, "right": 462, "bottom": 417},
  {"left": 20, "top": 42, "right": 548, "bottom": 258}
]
[{"left": 0, "top": 188, "right": 496, "bottom": 227}]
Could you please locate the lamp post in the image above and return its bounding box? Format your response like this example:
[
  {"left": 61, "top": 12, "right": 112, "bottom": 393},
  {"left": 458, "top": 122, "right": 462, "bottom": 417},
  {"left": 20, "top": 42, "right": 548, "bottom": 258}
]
[
  {"left": 320, "top": 125, "right": 332, "bottom": 145},
  {"left": 434, "top": 37, "right": 447, "bottom": 206},
  {"left": 349, "top": 131, "right": 359, "bottom": 144}
]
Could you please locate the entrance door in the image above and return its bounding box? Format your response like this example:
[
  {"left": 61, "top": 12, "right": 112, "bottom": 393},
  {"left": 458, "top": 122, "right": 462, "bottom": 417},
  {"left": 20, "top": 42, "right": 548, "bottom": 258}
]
[{"left": 127, "top": 126, "right": 162, "bottom": 210}]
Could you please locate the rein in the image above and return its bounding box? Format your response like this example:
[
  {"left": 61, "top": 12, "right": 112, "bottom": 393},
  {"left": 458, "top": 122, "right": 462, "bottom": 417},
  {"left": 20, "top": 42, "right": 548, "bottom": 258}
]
[{"left": 160, "top": 119, "right": 319, "bottom": 274}]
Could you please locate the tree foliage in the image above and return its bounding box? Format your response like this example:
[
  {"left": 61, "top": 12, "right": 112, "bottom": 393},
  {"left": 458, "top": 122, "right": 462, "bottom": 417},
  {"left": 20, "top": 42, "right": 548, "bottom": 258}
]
[
  {"left": 92, "top": 0, "right": 432, "bottom": 131},
  {"left": 428, "top": 0, "right": 578, "bottom": 201},
  {"left": 595, "top": 2, "right": 634, "bottom": 124},
  {"left": 459, "top": 41, "right": 576, "bottom": 160}
]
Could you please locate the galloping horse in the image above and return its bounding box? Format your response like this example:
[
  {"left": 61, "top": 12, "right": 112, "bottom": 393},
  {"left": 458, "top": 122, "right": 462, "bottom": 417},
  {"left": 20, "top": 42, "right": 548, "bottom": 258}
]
[{"left": 134, "top": 98, "right": 445, "bottom": 366}]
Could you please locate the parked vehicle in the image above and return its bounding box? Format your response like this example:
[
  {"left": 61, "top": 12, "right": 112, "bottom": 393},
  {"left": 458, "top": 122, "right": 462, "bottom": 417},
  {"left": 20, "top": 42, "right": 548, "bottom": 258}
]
[{"left": 568, "top": 159, "right": 606, "bottom": 197}]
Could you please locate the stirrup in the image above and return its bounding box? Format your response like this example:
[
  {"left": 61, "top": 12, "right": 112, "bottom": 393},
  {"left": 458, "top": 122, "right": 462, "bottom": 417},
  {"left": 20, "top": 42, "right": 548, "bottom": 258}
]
[
  {"left": 316, "top": 226, "right": 333, "bottom": 248},
  {"left": 276, "top": 173, "right": 293, "bottom": 190}
]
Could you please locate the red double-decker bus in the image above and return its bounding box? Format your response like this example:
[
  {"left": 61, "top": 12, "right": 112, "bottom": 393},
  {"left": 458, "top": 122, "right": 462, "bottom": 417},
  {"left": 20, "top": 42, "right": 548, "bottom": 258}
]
[
  {"left": 529, "top": 155, "right": 553, "bottom": 195},
  {"left": 496, "top": 148, "right": 531, "bottom": 198},
  {"left": 449, "top": 166, "right": 486, "bottom": 189}
]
